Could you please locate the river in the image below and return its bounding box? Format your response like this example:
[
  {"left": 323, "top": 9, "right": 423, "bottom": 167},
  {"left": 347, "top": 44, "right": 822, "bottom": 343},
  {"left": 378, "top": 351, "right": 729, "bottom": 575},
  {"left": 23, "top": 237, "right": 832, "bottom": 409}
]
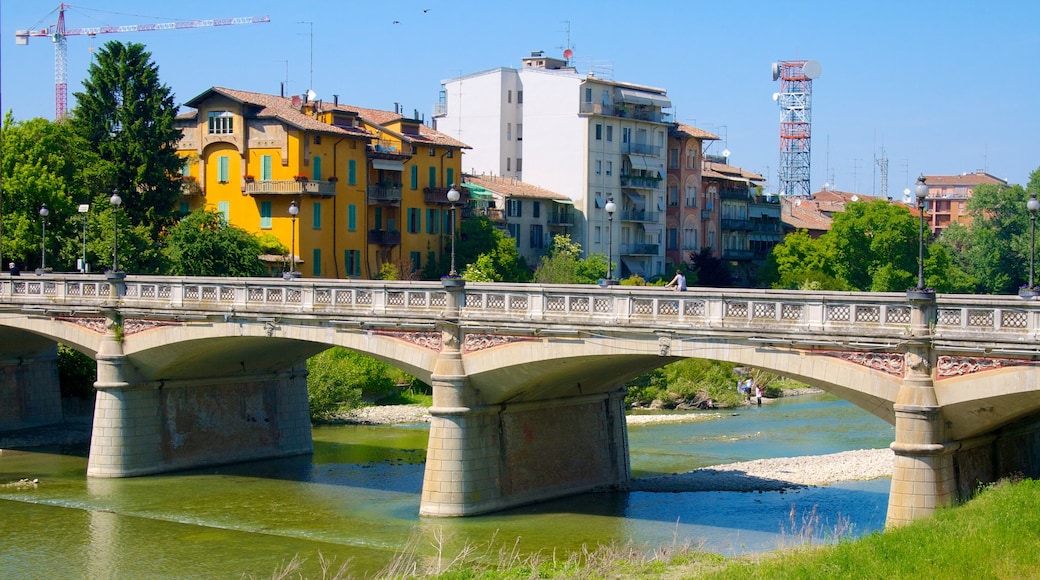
[{"left": 0, "top": 393, "right": 893, "bottom": 578}]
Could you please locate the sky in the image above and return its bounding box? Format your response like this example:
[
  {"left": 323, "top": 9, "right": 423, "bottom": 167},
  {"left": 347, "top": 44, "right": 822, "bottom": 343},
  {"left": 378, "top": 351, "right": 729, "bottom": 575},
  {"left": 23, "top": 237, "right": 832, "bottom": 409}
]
[{"left": 3, "top": 0, "right": 1038, "bottom": 198}]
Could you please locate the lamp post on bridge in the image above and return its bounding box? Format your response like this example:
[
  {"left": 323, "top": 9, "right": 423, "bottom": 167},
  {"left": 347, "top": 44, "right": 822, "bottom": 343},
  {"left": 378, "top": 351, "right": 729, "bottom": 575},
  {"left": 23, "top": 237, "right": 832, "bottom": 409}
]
[
  {"left": 602, "top": 197, "right": 617, "bottom": 286},
  {"left": 1023, "top": 192, "right": 1039, "bottom": 298},
  {"left": 908, "top": 175, "right": 933, "bottom": 300},
  {"left": 285, "top": 200, "right": 301, "bottom": 279},
  {"left": 37, "top": 204, "right": 49, "bottom": 274},
  {"left": 109, "top": 191, "right": 122, "bottom": 274},
  {"left": 447, "top": 185, "right": 460, "bottom": 278}
]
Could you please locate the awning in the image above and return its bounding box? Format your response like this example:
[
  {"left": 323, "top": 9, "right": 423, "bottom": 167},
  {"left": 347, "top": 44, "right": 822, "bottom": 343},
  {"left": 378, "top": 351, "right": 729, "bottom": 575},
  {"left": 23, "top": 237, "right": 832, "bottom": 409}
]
[
  {"left": 626, "top": 154, "right": 652, "bottom": 170},
  {"left": 552, "top": 198, "right": 574, "bottom": 205},
  {"left": 618, "top": 88, "right": 672, "bottom": 108},
  {"left": 469, "top": 191, "right": 494, "bottom": 199},
  {"left": 372, "top": 159, "right": 404, "bottom": 171},
  {"left": 621, "top": 257, "right": 646, "bottom": 277}
]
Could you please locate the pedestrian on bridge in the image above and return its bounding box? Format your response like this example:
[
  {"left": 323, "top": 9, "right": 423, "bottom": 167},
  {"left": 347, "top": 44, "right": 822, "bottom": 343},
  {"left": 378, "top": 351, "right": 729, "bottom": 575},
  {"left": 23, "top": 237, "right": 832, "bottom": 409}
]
[
  {"left": 8, "top": 262, "right": 19, "bottom": 276},
  {"left": 665, "top": 270, "right": 687, "bottom": 291}
]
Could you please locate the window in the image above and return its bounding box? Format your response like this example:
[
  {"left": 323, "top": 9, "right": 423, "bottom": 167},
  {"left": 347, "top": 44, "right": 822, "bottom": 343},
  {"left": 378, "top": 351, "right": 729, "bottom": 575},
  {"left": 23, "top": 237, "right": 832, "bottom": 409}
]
[
  {"left": 530, "top": 224, "right": 544, "bottom": 249},
  {"left": 313, "top": 156, "right": 322, "bottom": 181},
  {"left": 410, "top": 165, "right": 418, "bottom": 190},
  {"left": 312, "top": 202, "right": 321, "bottom": 229},
  {"left": 428, "top": 167, "right": 436, "bottom": 189},
  {"left": 348, "top": 204, "right": 356, "bottom": 231},
  {"left": 217, "top": 201, "right": 229, "bottom": 223},
  {"left": 344, "top": 249, "right": 361, "bottom": 277},
  {"left": 595, "top": 160, "right": 602, "bottom": 175},
  {"left": 348, "top": 160, "right": 356, "bottom": 185},
  {"left": 426, "top": 208, "right": 439, "bottom": 233},
  {"left": 507, "top": 158, "right": 511, "bottom": 172},
  {"left": 218, "top": 156, "right": 229, "bottom": 183},
  {"left": 685, "top": 186, "right": 698, "bottom": 208},
  {"left": 428, "top": 147, "right": 436, "bottom": 157},
  {"left": 207, "top": 110, "right": 233, "bottom": 134},
  {"left": 606, "top": 125, "right": 613, "bottom": 142},
  {"left": 507, "top": 90, "right": 512, "bottom": 103},
  {"left": 668, "top": 185, "right": 679, "bottom": 207},
  {"left": 443, "top": 209, "right": 452, "bottom": 234},
  {"left": 595, "top": 124, "right": 602, "bottom": 140},
  {"left": 594, "top": 226, "right": 601, "bottom": 244},
  {"left": 517, "top": 90, "right": 523, "bottom": 103},
  {"left": 669, "top": 148, "right": 679, "bottom": 169},
  {"left": 314, "top": 135, "right": 321, "bottom": 144},
  {"left": 667, "top": 228, "right": 677, "bottom": 250},
  {"left": 261, "top": 155, "right": 272, "bottom": 180},
  {"left": 407, "top": 208, "right": 421, "bottom": 233},
  {"left": 507, "top": 123, "right": 512, "bottom": 140},
  {"left": 374, "top": 206, "right": 383, "bottom": 230},
  {"left": 516, "top": 158, "right": 523, "bottom": 172},
  {"left": 507, "top": 199, "right": 522, "bottom": 218},
  {"left": 446, "top": 149, "right": 454, "bottom": 158},
  {"left": 181, "top": 160, "right": 191, "bottom": 177},
  {"left": 178, "top": 201, "right": 189, "bottom": 215},
  {"left": 312, "top": 248, "right": 321, "bottom": 277},
  {"left": 533, "top": 201, "right": 541, "bottom": 218},
  {"left": 606, "top": 161, "right": 612, "bottom": 176},
  {"left": 260, "top": 201, "right": 272, "bottom": 229},
  {"left": 507, "top": 223, "right": 520, "bottom": 239},
  {"left": 410, "top": 251, "right": 422, "bottom": 272},
  {"left": 446, "top": 168, "right": 454, "bottom": 188},
  {"left": 517, "top": 124, "right": 523, "bottom": 141},
  {"left": 622, "top": 127, "right": 630, "bottom": 144},
  {"left": 585, "top": 87, "right": 592, "bottom": 102}
]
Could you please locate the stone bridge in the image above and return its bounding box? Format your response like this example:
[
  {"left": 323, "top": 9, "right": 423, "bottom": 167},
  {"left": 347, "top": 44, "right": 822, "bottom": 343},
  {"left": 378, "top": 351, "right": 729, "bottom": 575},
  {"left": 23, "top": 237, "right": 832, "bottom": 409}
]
[{"left": 2, "top": 274, "right": 1038, "bottom": 526}]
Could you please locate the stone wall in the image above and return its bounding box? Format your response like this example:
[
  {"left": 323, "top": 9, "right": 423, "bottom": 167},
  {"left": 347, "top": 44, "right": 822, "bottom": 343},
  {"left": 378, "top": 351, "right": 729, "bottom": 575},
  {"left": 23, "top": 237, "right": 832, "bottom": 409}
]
[{"left": 0, "top": 346, "right": 62, "bottom": 432}]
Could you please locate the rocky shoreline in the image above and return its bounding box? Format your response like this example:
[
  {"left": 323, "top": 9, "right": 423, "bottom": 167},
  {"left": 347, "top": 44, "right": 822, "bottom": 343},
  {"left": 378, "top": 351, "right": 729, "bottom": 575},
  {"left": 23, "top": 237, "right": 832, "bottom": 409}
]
[{"left": 3, "top": 403, "right": 893, "bottom": 492}]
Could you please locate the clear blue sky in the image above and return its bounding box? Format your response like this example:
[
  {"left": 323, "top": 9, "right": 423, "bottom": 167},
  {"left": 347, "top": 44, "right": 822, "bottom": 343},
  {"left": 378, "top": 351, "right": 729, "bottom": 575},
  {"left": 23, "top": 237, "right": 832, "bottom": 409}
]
[{"left": 3, "top": 0, "right": 1038, "bottom": 197}]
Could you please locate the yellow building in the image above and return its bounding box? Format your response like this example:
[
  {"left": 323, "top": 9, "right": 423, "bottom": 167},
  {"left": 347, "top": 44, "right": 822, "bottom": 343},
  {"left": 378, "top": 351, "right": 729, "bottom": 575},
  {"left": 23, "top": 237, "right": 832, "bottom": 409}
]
[{"left": 175, "top": 88, "right": 468, "bottom": 279}]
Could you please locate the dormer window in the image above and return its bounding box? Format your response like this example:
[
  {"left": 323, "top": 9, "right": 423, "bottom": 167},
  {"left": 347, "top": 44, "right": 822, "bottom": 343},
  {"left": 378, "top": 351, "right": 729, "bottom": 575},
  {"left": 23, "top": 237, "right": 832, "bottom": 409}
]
[{"left": 207, "top": 111, "right": 233, "bottom": 135}]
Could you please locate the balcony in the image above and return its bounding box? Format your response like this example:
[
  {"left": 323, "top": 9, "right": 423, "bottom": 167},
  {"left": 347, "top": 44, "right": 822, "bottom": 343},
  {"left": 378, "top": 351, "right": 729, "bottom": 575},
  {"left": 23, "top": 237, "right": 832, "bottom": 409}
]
[
  {"left": 701, "top": 209, "right": 713, "bottom": 221},
  {"left": 245, "top": 179, "right": 336, "bottom": 198},
  {"left": 424, "top": 187, "right": 471, "bottom": 206},
  {"left": 547, "top": 212, "right": 574, "bottom": 227},
  {"left": 723, "top": 248, "right": 754, "bottom": 261},
  {"left": 180, "top": 177, "right": 202, "bottom": 197},
  {"left": 721, "top": 218, "right": 754, "bottom": 231},
  {"left": 368, "top": 230, "right": 401, "bottom": 246},
  {"left": 577, "top": 102, "right": 671, "bottom": 124},
  {"left": 620, "top": 210, "right": 659, "bottom": 223},
  {"left": 620, "top": 175, "right": 662, "bottom": 190},
  {"left": 719, "top": 187, "right": 750, "bottom": 200},
  {"left": 367, "top": 185, "right": 403, "bottom": 205},
  {"left": 620, "top": 243, "right": 659, "bottom": 255},
  {"left": 473, "top": 207, "right": 505, "bottom": 222}
]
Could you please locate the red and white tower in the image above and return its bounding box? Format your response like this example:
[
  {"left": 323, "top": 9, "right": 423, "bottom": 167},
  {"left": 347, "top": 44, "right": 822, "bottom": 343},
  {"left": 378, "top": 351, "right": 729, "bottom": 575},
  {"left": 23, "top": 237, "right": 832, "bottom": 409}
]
[{"left": 772, "top": 60, "right": 821, "bottom": 198}]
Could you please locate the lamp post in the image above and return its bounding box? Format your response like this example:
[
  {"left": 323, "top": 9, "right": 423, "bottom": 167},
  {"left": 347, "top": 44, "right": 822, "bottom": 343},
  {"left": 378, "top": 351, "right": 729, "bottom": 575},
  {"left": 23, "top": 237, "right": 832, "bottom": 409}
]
[
  {"left": 38, "top": 204, "right": 49, "bottom": 272},
  {"left": 109, "top": 190, "right": 122, "bottom": 272},
  {"left": 1028, "top": 192, "right": 1039, "bottom": 291},
  {"left": 447, "top": 185, "right": 461, "bottom": 276},
  {"left": 914, "top": 175, "right": 929, "bottom": 291},
  {"left": 78, "top": 204, "right": 89, "bottom": 273},
  {"left": 605, "top": 197, "right": 616, "bottom": 282},
  {"left": 286, "top": 200, "right": 300, "bottom": 278}
]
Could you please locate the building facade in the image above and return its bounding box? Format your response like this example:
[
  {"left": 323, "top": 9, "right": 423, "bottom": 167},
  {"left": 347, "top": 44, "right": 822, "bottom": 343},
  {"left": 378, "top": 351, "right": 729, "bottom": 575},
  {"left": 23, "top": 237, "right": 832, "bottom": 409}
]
[
  {"left": 920, "top": 171, "right": 1007, "bottom": 235},
  {"left": 701, "top": 159, "right": 765, "bottom": 282},
  {"left": 176, "top": 88, "right": 467, "bottom": 279},
  {"left": 435, "top": 52, "right": 673, "bottom": 279},
  {"left": 666, "top": 123, "right": 718, "bottom": 266}
]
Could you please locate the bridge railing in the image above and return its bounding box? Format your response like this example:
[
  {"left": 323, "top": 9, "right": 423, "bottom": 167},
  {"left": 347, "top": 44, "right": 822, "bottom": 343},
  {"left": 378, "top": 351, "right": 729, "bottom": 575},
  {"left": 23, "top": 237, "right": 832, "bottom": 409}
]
[{"left": 2, "top": 276, "right": 1037, "bottom": 346}]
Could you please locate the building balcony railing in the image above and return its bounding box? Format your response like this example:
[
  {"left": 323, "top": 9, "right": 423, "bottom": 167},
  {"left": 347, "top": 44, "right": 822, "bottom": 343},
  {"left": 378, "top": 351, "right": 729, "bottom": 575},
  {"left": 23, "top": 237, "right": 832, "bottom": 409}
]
[
  {"left": 623, "top": 143, "right": 662, "bottom": 156},
  {"left": 367, "top": 185, "right": 403, "bottom": 204},
  {"left": 620, "top": 175, "right": 662, "bottom": 189},
  {"left": 244, "top": 179, "right": 336, "bottom": 197},
  {"left": 620, "top": 243, "right": 659, "bottom": 256},
  {"left": 721, "top": 218, "right": 754, "bottom": 231},
  {"left": 424, "top": 187, "right": 471, "bottom": 206},
  {"left": 473, "top": 207, "right": 505, "bottom": 222},
  {"left": 620, "top": 210, "right": 659, "bottom": 223},
  {"left": 368, "top": 230, "right": 401, "bottom": 246},
  {"left": 547, "top": 213, "right": 574, "bottom": 226},
  {"left": 753, "top": 222, "right": 783, "bottom": 233},
  {"left": 723, "top": 248, "right": 754, "bottom": 261},
  {"left": 432, "top": 102, "right": 447, "bottom": 117},
  {"left": 180, "top": 178, "right": 202, "bottom": 197},
  {"left": 719, "top": 187, "right": 750, "bottom": 200},
  {"left": 577, "top": 102, "right": 671, "bottom": 124}
]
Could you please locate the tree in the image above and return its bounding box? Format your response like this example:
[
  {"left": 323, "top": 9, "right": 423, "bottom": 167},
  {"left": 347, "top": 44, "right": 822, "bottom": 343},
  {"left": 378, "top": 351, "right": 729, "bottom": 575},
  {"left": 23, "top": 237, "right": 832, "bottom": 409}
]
[
  {"left": 689, "top": 247, "right": 733, "bottom": 288},
  {"left": 306, "top": 348, "right": 396, "bottom": 420},
  {"left": 163, "top": 209, "right": 265, "bottom": 276},
  {"left": 829, "top": 200, "right": 918, "bottom": 292},
  {"left": 960, "top": 181, "right": 1034, "bottom": 294},
  {"left": 70, "top": 41, "right": 182, "bottom": 273},
  {"left": 533, "top": 234, "right": 606, "bottom": 284},
  {"left": 462, "top": 232, "right": 531, "bottom": 283}
]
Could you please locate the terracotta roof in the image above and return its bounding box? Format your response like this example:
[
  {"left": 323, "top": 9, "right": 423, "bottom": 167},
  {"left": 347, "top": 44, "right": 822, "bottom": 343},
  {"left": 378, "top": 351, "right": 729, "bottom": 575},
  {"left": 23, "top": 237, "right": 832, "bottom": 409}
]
[
  {"left": 670, "top": 122, "right": 719, "bottom": 141},
  {"left": 320, "top": 103, "right": 470, "bottom": 150},
  {"left": 811, "top": 189, "right": 881, "bottom": 204},
  {"left": 922, "top": 171, "right": 1007, "bottom": 187},
  {"left": 702, "top": 161, "right": 764, "bottom": 182},
  {"left": 184, "top": 87, "right": 375, "bottom": 139},
  {"left": 462, "top": 174, "right": 570, "bottom": 201}
]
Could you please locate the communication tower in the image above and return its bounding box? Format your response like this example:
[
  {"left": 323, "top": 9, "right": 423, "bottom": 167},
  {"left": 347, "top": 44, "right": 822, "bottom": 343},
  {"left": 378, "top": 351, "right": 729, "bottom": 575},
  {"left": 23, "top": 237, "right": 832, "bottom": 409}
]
[{"left": 771, "top": 60, "right": 821, "bottom": 197}]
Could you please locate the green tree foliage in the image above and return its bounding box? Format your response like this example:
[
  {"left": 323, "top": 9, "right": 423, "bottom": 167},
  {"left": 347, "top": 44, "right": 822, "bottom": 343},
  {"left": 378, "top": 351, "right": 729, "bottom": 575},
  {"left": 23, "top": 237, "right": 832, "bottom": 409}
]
[
  {"left": 163, "top": 209, "right": 265, "bottom": 276},
  {"left": 57, "top": 344, "right": 96, "bottom": 399},
  {"left": 689, "top": 248, "right": 732, "bottom": 287},
  {"left": 533, "top": 234, "right": 607, "bottom": 284},
  {"left": 829, "top": 199, "right": 918, "bottom": 291},
  {"left": 957, "top": 180, "right": 1035, "bottom": 294},
  {"left": 70, "top": 41, "right": 182, "bottom": 273},
  {"left": 761, "top": 230, "right": 846, "bottom": 290},
  {"left": 462, "top": 230, "right": 531, "bottom": 283},
  {"left": 306, "top": 348, "right": 396, "bottom": 420}
]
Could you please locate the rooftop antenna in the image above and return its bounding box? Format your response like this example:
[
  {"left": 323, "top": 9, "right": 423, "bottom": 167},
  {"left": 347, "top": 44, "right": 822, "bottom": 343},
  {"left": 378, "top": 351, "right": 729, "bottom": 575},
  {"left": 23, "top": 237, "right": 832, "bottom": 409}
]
[
  {"left": 876, "top": 143, "right": 889, "bottom": 199},
  {"left": 558, "top": 20, "right": 575, "bottom": 62},
  {"left": 772, "top": 59, "right": 821, "bottom": 197},
  {"left": 297, "top": 21, "right": 313, "bottom": 90}
]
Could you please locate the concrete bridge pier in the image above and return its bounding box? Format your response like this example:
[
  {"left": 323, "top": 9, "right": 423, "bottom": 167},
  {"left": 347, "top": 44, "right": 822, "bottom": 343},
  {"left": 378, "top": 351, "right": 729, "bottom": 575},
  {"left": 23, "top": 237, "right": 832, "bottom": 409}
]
[
  {"left": 0, "top": 345, "right": 63, "bottom": 432},
  {"left": 887, "top": 296, "right": 957, "bottom": 527}
]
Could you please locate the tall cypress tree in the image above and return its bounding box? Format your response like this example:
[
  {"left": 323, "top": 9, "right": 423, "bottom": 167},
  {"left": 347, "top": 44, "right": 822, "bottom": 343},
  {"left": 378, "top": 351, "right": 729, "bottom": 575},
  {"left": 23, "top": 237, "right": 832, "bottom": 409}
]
[{"left": 70, "top": 41, "right": 181, "bottom": 271}]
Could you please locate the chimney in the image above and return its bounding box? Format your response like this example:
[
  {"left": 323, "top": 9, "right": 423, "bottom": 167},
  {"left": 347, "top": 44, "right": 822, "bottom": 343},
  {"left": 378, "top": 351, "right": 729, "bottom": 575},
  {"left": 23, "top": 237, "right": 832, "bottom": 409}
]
[{"left": 333, "top": 94, "right": 339, "bottom": 106}]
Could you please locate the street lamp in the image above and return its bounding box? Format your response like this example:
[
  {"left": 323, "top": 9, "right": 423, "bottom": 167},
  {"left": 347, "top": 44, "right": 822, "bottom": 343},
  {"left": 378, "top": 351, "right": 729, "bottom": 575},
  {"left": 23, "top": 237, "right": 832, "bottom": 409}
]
[
  {"left": 1028, "top": 192, "right": 1039, "bottom": 290},
  {"left": 914, "top": 175, "right": 929, "bottom": 290},
  {"left": 78, "top": 204, "right": 89, "bottom": 273},
  {"left": 605, "top": 197, "right": 616, "bottom": 281},
  {"left": 109, "top": 190, "right": 122, "bottom": 272},
  {"left": 286, "top": 200, "right": 300, "bottom": 278},
  {"left": 38, "top": 204, "right": 49, "bottom": 272},
  {"left": 447, "top": 185, "right": 461, "bottom": 276}
]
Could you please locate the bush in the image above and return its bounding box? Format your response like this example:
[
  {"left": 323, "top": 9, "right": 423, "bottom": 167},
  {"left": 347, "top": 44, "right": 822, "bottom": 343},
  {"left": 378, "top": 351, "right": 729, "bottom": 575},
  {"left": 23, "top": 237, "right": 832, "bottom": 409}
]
[
  {"left": 306, "top": 348, "right": 395, "bottom": 419},
  {"left": 57, "top": 344, "right": 95, "bottom": 399}
]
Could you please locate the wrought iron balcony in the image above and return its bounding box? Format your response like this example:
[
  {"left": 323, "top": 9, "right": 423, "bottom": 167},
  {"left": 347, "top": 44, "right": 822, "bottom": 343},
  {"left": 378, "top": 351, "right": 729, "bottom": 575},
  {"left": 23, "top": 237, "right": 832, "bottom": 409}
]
[
  {"left": 367, "top": 185, "right": 403, "bottom": 204},
  {"left": 424, "top": 187, "right": 471, "bottom": 206},
  {"left": 620, "top": 210, "right": 659, "bottom": 223},
  {"left": 245, "top": 179, "right": 336, "bottom": 197},
  {"left": 620, "top": 175, "right": 662, "bottom": 189},
  {"left": 368, "top": 230, "right": 401, "bottom": 246},
  {"left": 620, "top": 243, "right": 659, "bottom": 255},
  {"left": 721, "top": 218, "right": 754, "bottom": 231}
]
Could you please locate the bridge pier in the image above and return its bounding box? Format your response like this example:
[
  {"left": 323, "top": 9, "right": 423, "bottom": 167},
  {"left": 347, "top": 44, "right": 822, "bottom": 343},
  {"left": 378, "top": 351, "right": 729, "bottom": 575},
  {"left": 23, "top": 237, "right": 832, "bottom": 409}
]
[
  {"left": 88, "top": 313, "right": 312, "bottom": 477},
  {"left": 0, "top": 345, "right": 63, "bottom": 432}
]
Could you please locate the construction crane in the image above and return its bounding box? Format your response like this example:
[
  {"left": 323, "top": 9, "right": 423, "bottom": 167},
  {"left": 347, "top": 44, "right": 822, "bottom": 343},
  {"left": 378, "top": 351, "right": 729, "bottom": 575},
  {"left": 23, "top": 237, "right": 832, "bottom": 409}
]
[{"left": 15, "top": 4, "right": 270, "bottom": 119}]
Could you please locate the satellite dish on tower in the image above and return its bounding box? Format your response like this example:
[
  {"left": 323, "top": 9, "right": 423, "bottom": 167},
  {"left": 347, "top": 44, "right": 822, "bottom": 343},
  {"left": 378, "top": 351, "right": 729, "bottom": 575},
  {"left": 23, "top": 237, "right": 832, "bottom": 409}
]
[
  {"left": 802, "top": 60, "right": 822, "bottom": 79},
  {"left": 722, "top": 149, "right": 731, "bottom": 158},
  {"left": 563, "top": 48, "right": 573, "bottom": 60},
  {"left": 772, "top": 92, "right": 780, "bottom": 102},
  {"left": 771, "top": 62, "right": 780, "bottom": 81}
]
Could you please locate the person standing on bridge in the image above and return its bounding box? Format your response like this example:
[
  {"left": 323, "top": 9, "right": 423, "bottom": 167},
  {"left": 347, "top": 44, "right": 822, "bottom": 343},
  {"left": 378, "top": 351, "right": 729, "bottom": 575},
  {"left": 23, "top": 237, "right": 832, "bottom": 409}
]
[
  {"left": 665, "top": 270, "right": 687, "bottom": 291},
  {"left": 8, "top": 262, "right": 19, "bottom": 276}
]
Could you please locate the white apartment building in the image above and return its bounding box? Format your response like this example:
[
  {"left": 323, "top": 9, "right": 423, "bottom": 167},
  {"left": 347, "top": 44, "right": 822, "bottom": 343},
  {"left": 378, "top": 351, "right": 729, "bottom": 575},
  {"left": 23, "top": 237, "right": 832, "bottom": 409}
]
[{"left": 434, "top": 51, "right": 673, "bottom": 279}]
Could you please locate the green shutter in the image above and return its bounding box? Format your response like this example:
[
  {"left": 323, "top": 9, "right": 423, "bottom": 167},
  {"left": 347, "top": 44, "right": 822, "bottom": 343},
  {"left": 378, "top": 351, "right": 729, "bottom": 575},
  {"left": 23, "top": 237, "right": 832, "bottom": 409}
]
[
  {"left": 313, "top": 156, "right": 322, "bottom": 181},
  {"left": 410, "top": 165, "right": 418, "bottom": 190},
  {"left": 374, "top": 207, "right": 383, "bottom": 230},
  {"left": 428, "top": 167, "right": 436, "bottom": 189},
  {"left": 348, "top": 160, "right": 356, "bottom": 185},
  {"left": 410, "top": 251, "right": 421, "bottom": 272},
  {"left": 217, "top": 201, "right": 229, "bottom": 223},
  {"left": 446, "top": 168, "right": 454, "bottom": 188},
  {"left": 261, "top": 155, "right": 272, "bottom": 180},
  {"left": 218, "top": 156, "right": 229, "bottom": 182},
  {"left": 312, "top": 202, "right": 321, "bottom": 229},
  {"left": 260, "top": 201, "right": 272, "bottom": 229},
  {"left": 312, "top": 248, "right": 321, "bottom": 277},
  {"left": 426, "top": 208, "right": 437, "bottom": 234},
  {"left": 348, "top": 204, "right": 356, "bottom": 231}
]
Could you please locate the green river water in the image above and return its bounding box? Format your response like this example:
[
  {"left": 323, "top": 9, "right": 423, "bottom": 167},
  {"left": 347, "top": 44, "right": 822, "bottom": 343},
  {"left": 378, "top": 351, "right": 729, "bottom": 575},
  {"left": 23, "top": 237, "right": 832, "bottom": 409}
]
[{"left": 0, "top": 393, "right": 894, "bottom": 578}]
